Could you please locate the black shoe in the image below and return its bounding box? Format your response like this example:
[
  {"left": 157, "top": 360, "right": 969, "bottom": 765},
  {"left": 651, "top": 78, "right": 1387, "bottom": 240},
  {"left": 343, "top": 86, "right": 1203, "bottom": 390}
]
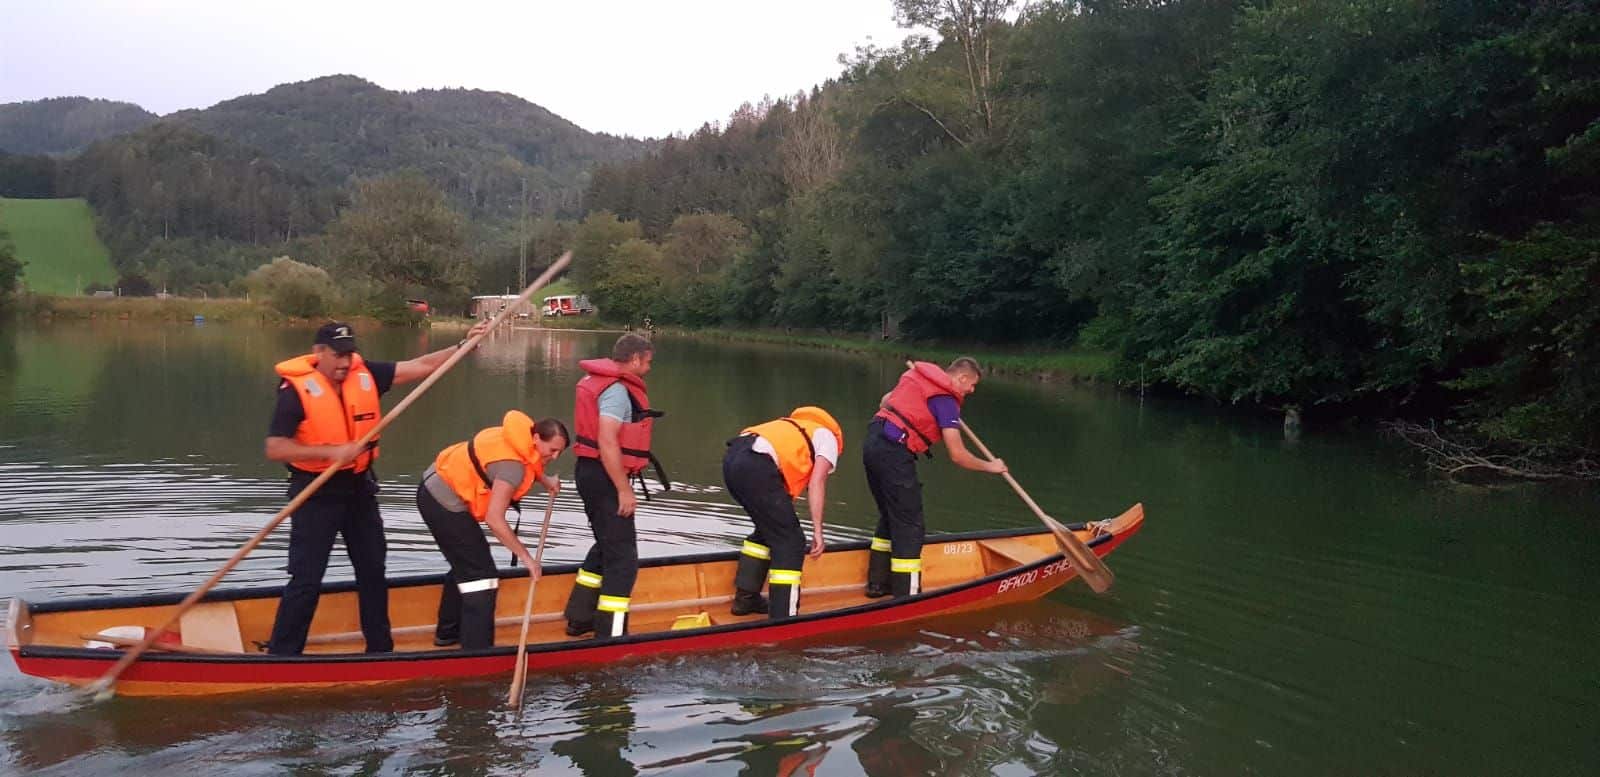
[
  {"left": 432, "top": 635, "right": 459, "bottom": 647},
  {"left": 864, "top": 583, "right": 891, "bottom": 599},
  {"left": 565, "top": 621, "right": 594, "bottom": 637},
  {"left": 731, "top": 591, "right": 769, "bottom": 616}
]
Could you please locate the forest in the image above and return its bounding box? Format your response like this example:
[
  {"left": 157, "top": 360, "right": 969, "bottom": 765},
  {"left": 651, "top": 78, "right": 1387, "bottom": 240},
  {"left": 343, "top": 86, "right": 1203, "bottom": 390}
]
[{"left": 575, "top": 0, "right": 1599, "bottom": 456}]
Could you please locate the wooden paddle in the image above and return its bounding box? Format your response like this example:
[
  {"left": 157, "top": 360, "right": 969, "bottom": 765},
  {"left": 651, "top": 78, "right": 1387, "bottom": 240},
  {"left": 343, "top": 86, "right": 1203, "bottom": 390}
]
[
  {"left": 508, "top": 492, "right": 556, "bottom": 709},
  {"left": 900, "top": 360, "right": 1113, "bottom": 593},
  {"left": 959, "top": 419, "right": 1114, "bottom": 593},
  {"left": 84, "top": 252, "right": 573, "bottom": 700}
]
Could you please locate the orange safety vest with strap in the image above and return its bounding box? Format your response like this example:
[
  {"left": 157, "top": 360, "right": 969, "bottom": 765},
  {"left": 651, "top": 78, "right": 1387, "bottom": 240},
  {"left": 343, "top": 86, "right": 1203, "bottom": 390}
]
[
  {"left": 873, "top": 361, "right": 963, "bottom": 457},
  {"left": 742, "top": 409, "right": 845, "bottom": 498},
  {"left": 571, "top": 358, "right": 670, "bottom": 492},
  {"left": 274, "top": 353, "right": 382, "bottom": 473},
  {"left": 431, "top": 410, "right": 547, "bottom": 521}
]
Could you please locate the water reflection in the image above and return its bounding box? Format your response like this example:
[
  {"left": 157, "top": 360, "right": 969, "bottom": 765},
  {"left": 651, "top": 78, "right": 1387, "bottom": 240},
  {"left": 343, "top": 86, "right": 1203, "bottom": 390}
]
[
  {"left": 3, "top": 323, "right": 1598, "bottom": 775},
  {"left": 549, "top": 679, "right": 638, "bottom": 776},
  {"left": 0, "top": 599, "right": 1132, "bottom": 775}
]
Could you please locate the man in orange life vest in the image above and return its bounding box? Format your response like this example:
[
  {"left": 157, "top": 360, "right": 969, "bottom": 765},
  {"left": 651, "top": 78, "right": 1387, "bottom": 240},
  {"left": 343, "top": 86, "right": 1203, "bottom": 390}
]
[
  {"left": 416, "top": 411, "right": 568, "bottom": 649},
  {"left": 864, "top": 357, "right": 1006, "bottom": 598},
  {"left": 563, "top": 333, "right": 665, "bottom": 639},
  {"left": 724, "top": 406, "right": 844, "bottom": 619},
  {"left": 264, "top": 319, "right": 488, "bottom": 655}
]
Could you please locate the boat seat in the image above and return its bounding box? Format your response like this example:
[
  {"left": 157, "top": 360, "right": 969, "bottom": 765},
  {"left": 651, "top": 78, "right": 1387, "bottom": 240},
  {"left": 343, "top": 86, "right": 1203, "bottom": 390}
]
[
  {"left": 179, "top": 601, "right": 245, "bottom": 652},
  {"left": 978, "top": 537, "right": 1053, "bottom": 573}
]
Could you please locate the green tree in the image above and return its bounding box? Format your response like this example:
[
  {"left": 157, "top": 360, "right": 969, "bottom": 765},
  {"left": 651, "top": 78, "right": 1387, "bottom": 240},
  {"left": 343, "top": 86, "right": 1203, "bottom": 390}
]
[
  {"left": 589, "top": 238, "right": 664, "bottom": 325},
  {"left": 571, "top": 210, "right": 643, "bottom": 288},
  {"left": 245, "top": 256, "right": 337, "bottom": 317},
  {"left": 330, "top": 174, "right": 471, "bottom": 299},
  {"left": 892, "top": 0, "right": 1019, "bottom": 137},
  {"left": 1456, "top": 226, "right": 1600, "bottom": 448},
  {"left": 0, "top": 227, "right": 23, "bottom": 295},
  {"left": 663, "top": 213, "right": 748, "bottom": 278}
]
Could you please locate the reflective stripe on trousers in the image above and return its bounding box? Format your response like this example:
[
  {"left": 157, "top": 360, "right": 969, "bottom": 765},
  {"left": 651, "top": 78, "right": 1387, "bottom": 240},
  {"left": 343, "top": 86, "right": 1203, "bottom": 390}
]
[
  {"left": 891, "top": 556, "right": 922, "bottom": 596},
  {"left": 457, "top": 577, "right": 500, "bottom": 594},
  {"left": 597, "top": 595, "right": 630, "bottom": 638},
  {"left": 768, "top": 568, "right": 802, "bottom": 618}
]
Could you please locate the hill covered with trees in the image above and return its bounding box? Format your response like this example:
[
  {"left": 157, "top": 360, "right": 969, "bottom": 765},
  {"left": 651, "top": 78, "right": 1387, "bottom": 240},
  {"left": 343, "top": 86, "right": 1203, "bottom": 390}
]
[
  {"left": 0, "top": 97, "right": 157, "bottom": 155},
  {"left": 172, "top": 75, "right": 649, "bottom": 220},
  {"left": 0, "top": 75, "right": 652, "bottom": 305}
]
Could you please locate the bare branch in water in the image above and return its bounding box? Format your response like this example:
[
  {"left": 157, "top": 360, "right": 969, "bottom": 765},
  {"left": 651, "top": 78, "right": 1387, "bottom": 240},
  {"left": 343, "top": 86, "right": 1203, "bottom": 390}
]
[{"left": 1385, "top": 420, "right": 1600, "bottom": 483}]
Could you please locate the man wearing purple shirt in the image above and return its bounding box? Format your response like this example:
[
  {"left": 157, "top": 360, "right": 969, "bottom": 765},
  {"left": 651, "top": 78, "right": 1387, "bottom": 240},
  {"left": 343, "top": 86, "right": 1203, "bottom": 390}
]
[
  {"left": 880, "top": 395, "right": 963, "bottom": 445},
  {"left": 863, "top": 357, "right": 1006, "bottom": 598}
]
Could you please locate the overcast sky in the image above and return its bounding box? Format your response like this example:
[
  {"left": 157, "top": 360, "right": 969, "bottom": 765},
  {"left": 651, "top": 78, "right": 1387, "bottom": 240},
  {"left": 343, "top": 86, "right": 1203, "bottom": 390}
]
[{"left": 0, "top": 0, "right": 919, "bottom": 138}]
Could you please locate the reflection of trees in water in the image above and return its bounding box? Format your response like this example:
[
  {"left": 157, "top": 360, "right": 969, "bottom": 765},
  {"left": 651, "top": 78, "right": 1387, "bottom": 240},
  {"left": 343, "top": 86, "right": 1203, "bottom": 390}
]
[
  {"left": 0, "top": 599, "right": 1135, "bottom": 774},
  {"left": 841, "top": 599, "right": 1137, "bottom": 775},
  {"left": 0, "top": 683, "right": 439, "bottom": 773},
  {"left": 627, "top": 598, "right": 1137, "bottom": 776},
  {"left": 468, "top": 328, "right": 536, "bottom": 374},
  {"left": 0, "top": 326, "right": 111, "bottom": 452},
  {"left": 549, "top": 677, "right": 638, "bottom": 777}
]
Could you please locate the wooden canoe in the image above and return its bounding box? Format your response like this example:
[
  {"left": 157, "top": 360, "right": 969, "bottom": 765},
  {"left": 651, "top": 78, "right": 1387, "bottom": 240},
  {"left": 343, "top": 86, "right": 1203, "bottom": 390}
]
[{"left": 6, "top": 503, "right": 1143, "bottom": 696}]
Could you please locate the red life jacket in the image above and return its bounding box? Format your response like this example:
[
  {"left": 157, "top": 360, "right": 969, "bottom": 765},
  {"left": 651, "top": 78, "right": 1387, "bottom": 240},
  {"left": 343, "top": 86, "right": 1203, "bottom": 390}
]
[
  {"left": 572, "top": 358, "right": 667, "bottom": 487},
  {"left": 274, "top": 353, "right": 382, "bottom": 473},
  {"left": 874, "top": 361, "right": 963, "bottom": 456}
]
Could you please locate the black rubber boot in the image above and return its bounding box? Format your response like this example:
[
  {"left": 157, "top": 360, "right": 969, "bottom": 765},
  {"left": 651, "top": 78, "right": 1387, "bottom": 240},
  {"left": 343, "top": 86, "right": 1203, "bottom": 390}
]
[
  {"left": 768, "top": 582, "right": 799, "bottom": 620},
  {"left": 734, "top": 552, "right": 769, "bottom": 594},
  {"left": 459, "top": 589, "right": 499, "bottom": 650},
  {"left": 433, "top": 574, "right": 463, "bottom": 646},
  {"left": 732, "top": 554, "right": 770, "bottom": 615},
  {"left": 891, "top": 568, "right": 920, "bottom": 598},
  {"left": 865, "top": 548, "right": 892, "bottom": 598},
  {"left": 564, "top": 574, "right": 601, "bottom": 635},
  {"left": 595, "top": 607, "right": 629, "bottom": 640},
  {"left": 731, "top": 589, "right": 770, "bottom": 616}
]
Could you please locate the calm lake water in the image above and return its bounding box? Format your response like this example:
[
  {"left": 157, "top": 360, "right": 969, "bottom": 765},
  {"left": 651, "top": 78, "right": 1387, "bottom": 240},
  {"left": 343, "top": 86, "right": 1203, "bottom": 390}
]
[{"left": 0, "top": 321, "right": 1596, "bottom": 776}]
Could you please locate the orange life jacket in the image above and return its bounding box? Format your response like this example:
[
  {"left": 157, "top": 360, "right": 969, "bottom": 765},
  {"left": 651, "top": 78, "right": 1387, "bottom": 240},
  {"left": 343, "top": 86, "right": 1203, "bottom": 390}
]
[
  {"left": 572, "top": 358, "right": 665, "bottom": 487},
  {"left": 431, "top": 410, "right": 548, "bottom": 521},
  {"left": 274, "top": 353, "right": 382, "bottom": 473},
  {"left": 742, "top": 406, "right": 844, "bottom": 498},
  {"left": 873, "top": 361, "right": 963, "bottom": 456}
]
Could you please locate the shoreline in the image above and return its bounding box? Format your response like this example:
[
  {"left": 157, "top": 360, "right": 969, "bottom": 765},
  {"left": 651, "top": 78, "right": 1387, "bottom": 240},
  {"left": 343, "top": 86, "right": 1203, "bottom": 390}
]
[
  {"left": 8, "top": 295, "right": 634, "bottom": 334},
  {"left": 11, "top": 294, "right": 434, "bottom": 329},
  {"left": 661, "top": 326, "right": 1114, "bottom": 383}
]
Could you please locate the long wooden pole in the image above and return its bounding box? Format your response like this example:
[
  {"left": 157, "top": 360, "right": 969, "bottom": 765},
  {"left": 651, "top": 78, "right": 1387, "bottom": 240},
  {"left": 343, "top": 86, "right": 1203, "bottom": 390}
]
[
  {"left": 508, "top": 492, "right": 556, "bottom": 709},
  {"left": 85, "top": 252, "right": 573, "bottom": 699},
  {"left": 958, "top": 419, "right": 1114, "bottom": 593}
]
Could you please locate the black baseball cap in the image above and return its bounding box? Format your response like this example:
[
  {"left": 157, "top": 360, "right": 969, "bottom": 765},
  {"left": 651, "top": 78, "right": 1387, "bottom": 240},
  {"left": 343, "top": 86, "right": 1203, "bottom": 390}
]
[{"left": 314, "top": 322, "right": 358, "bottom": 354}]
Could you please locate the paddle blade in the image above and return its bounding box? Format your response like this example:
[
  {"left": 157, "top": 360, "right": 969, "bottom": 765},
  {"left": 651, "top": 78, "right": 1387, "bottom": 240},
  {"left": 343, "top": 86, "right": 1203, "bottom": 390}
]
[
  {"left": 85, "top": 678, "right": 115, "bottom": 701},
  {"left": 508, "top": 673, "right": 525, "bottom": 708},
  {"left": 1043, "top": 515, "right": 1115, "bottom": 593}
]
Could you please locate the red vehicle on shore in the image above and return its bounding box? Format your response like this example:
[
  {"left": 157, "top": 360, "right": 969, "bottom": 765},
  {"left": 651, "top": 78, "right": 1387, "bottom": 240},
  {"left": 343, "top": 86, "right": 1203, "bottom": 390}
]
[{"left": 543, "top": 294, "right": 595, "bottom": 317}]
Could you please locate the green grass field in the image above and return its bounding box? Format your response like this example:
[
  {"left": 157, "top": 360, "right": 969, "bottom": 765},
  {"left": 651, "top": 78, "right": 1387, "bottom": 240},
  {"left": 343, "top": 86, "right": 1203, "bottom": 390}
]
[
  {"left": 536, "top": 278, "right": 579, "bottom": 298},
  {"left": 0, "top": 197, "right": 116, "bottom": 295}
]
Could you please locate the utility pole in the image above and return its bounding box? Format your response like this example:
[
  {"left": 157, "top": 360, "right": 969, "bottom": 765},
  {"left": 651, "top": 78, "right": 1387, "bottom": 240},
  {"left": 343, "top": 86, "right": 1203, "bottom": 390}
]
[{"left": 518, "top": 178, "right": 529, "bottom": 291}]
